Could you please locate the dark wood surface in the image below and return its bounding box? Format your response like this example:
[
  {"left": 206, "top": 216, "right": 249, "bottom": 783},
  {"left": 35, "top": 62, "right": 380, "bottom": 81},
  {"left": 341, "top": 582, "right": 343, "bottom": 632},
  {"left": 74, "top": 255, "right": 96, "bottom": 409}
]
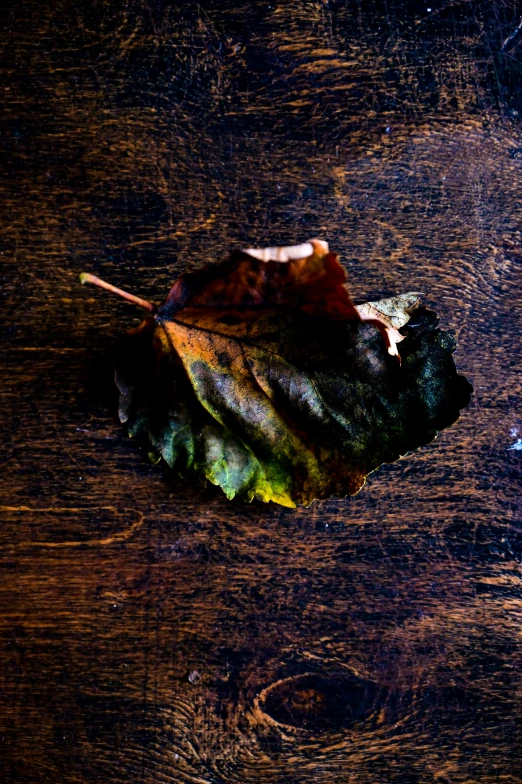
[{"left": 1, "top": 2, "right": 522, "bottom": 782}]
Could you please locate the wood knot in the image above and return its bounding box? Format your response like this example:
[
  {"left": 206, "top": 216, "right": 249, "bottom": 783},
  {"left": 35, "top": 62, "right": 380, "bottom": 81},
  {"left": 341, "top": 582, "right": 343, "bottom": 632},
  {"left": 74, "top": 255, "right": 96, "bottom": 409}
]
[{"left": 257, "top": 672, "right": 383, "bottom": 731}]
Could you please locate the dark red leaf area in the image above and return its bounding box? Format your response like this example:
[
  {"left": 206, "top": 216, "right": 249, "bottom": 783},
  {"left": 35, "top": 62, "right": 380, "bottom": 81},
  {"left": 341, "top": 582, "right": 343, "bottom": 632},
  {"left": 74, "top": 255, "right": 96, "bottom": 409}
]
[{"left": 159, "top": 250, "right": 361, "bottom": 321}]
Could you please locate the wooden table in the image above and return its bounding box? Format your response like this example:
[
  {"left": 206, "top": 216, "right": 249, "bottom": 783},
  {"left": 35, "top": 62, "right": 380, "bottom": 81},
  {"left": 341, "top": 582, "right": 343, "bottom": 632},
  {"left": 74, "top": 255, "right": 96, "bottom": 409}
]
[{"left": 1, "top": 2, "right": 521, "bottom": 781}]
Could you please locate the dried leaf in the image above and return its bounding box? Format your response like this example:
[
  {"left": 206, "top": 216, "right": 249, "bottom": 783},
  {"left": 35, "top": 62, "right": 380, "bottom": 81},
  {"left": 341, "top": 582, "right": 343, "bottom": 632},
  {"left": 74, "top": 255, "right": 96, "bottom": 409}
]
[
  {"left": 355, "top": 292, "right": 422, "bottom": 329},
  {"left": 81, "top": 240, "right": 472, "bottom": 507},
  {"left": 355, "top": 292, "right": 422, "bottom": 359}
]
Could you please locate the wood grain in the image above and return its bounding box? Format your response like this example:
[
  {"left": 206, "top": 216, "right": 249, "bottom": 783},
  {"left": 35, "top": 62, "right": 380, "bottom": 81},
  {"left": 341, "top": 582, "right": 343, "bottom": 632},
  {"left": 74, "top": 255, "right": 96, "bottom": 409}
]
[{"left": 1, "top": 1, "right": 522, "bottom": 782}]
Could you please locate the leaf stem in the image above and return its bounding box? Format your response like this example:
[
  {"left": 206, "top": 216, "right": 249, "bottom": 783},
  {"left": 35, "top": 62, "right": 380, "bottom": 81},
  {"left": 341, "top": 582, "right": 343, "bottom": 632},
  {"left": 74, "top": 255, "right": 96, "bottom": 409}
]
[{"left": 80, "top": 273, "right": 156, "bottom": 313}]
